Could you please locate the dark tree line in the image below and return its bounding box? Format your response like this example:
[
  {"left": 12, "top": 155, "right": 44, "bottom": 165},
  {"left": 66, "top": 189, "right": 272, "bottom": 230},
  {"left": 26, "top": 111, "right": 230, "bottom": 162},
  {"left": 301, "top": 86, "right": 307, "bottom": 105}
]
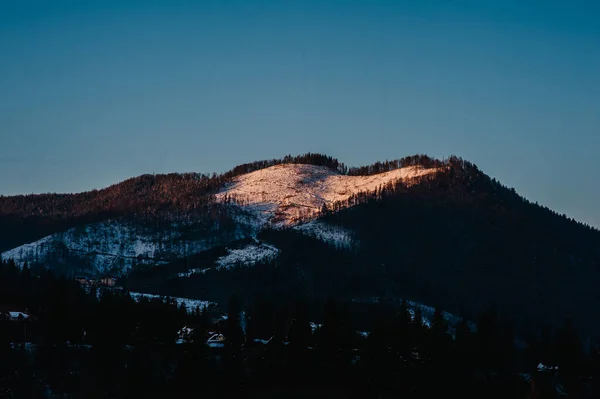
[
  {"left": 3, "top": 262, "right": 600, "bottom": 398},
  {"left": 317, "top": 157, "right": 600, "bottom": 337},
  {"left": 346, "top": 153, "right": 447, "bottom": 176}
]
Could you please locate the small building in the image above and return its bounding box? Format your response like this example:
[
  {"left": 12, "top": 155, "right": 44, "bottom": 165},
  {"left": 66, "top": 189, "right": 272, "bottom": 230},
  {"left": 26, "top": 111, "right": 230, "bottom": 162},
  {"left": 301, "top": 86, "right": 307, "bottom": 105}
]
[
  {"left": 99, "top": 276, "right": 117, "bottom": 287},
  {"left": 0, "top": 307, "right": 36, "bottom": 321},
  {"left": 75, "top": 277, "right": 96, "bottom": 286},
  {"left": 206, "top": 316, "right": 228, "bottom": 338},
  {"left": 176, "top": 326, "right": 195, "bottom": 344},
  {"left": 206, "top": 333, "right": 227, "bottom": 348}
]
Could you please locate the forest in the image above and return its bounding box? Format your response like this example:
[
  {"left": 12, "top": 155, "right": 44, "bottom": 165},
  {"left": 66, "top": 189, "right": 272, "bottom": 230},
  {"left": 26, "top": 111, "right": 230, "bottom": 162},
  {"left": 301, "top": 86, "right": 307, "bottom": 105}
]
[{"left": 1, "top": 259, "right": 599, "bottom": 398}]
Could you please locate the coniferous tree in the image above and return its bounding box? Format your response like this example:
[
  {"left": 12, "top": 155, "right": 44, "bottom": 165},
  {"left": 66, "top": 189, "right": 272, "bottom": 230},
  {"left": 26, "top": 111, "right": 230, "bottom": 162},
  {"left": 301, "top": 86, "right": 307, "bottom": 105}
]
[
  {"left": 476, "top": 308, "right": 500, "bottom": 372},
  {"left": 455, "top": 317, "right": 473, "bottom": 371},
  {"left": 225, "top": 295, "right": 245, "bottom": 348},
  {"left": 397, "top": 298, "right": 412, "bottom": 354},
  {"left": 411, "top": 306, "right": 425, "bottom": 349},
  {"left": 555, "top": 318, "right": 584, "bottom": 378},
  {"left": 289, "top": 300, "right": 311, "bottom": 366}
]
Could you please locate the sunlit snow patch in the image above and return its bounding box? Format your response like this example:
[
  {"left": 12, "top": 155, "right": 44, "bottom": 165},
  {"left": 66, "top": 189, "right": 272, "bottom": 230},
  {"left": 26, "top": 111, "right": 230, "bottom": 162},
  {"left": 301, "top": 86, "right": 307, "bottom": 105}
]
[{"left": 216, "top": 163, "right": 442, "bottom": 226}]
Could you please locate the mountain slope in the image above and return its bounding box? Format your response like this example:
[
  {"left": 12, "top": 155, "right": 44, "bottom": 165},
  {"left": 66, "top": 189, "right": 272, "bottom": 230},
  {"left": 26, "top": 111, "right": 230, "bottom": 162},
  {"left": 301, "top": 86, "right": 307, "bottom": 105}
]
[
  {"left": 1, "top": 153, "right": 599, "bottom": 338},
  {"left": 1, "top": 157, "right": 439, "bottom": 275}
]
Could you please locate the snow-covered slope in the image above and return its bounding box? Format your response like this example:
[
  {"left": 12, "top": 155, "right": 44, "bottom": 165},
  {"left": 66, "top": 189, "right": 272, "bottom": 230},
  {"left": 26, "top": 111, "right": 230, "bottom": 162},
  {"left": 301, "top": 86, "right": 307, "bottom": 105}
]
[
  {"left": 177, "top": 240, "right": 281, "bottom": 278},
  {"left": 293, "top": 220, "right": 355, "bottom": 249},
  {"left": 215, "top": 241, "right": 280, "bottom": 270},
  {"left": 1, "top": 215, "right": 255, "bottom": 276},
  {"left": 216, "top": 164, "right": 441, "bottom": 226},
  {"left": 1, "top": 163, "right": 440, "bottom": 276}
]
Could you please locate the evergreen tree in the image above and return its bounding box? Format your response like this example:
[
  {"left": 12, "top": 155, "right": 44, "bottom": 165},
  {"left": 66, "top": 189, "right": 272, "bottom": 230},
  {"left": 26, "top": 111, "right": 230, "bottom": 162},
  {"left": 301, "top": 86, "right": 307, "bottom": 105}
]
[
  {"left": 555, "top": 318, "right": 584, "bottom": 377},
  {"left": 225, "top": 295, "right": 245, "bottom": 348},
  {"left": 289, "top": 300, "right": 311, "bottom": 364}
]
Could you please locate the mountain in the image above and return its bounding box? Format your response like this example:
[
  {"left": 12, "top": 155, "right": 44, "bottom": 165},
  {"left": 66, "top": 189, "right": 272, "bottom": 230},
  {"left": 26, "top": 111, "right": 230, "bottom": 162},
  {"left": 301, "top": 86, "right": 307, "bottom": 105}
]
[{"left": 1, "top": 153, "right": 599, "bottom": 338}]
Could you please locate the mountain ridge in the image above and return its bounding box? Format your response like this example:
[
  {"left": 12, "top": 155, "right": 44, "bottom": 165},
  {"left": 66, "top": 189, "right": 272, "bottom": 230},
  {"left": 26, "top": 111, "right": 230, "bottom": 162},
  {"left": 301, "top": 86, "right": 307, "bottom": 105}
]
[
  {"left": 2, "top": 152, "right": 600, "bottom": 337},
  {"left": 0, "top": 153, "right": 454, "bottom": 252}
]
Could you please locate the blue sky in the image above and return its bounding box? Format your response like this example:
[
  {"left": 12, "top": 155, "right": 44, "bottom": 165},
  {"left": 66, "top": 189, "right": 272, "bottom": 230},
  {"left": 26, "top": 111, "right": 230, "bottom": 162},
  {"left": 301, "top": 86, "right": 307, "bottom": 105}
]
[{"left": 1, "top": 1, "right": 599, "bottom": 227}]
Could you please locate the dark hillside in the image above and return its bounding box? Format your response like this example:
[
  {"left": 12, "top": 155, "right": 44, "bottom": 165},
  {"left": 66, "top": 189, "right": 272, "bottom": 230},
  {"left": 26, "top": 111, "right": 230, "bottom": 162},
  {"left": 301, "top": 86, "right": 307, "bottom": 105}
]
[{"left": 322, "top": 158, "right": 600, "bottom": 336}]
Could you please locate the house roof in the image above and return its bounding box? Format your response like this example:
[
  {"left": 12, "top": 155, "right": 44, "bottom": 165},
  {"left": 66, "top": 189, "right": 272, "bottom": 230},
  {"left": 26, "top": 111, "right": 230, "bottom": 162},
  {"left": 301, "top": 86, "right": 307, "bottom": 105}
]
[
  {"left": 0, "top": 307, "right": 36, "bottom": 320},
  {"left": 9, "top": 311, "right": 30, "bottom": 319},
  {"left": 178, "top": 326, "right": 194, "bottom": 334},
  {"left": 207, "top": 333, "right": 226, "bottom": 342},
  {"left": 0, "top": 304, "right": 30, "bottom": 313},
  {"left": 207, "top": 333, "right": 227, "bottom": 348}
]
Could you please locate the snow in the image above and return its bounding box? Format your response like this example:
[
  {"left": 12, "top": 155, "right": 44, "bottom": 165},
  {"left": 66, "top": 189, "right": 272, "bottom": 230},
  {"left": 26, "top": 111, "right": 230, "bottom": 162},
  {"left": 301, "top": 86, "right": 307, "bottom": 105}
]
[
  {"left": 537, "top": 363, "right": 559, "bottom": 372},
  {"left": 0, "top": 219, "right": 215, "bottom": 275},
  {"left": 406, "top": 300, "right": 477, "bottom": 332},
  {"left": 128, "top": 291, "right": 215, "bottom": 312},
  {"left": 9, "top": 311, "right": 30, "bottom": 320},
  {"left": 215, "top": 242, "right": 280, "bottom": 271},
  {"left": 310, "top": 322, "right": 323, "bottom": 333},
  {"left": 177, "top": 267, "right": 211, "bottom": 278},
  {"left": 175, "top": 241, "right": 280, "bottom": 278},
  {"left": 1, "top": 235, "right": 53, "bottom": 264},
  {"left": 216, "top": 163, "right": 442, "bottom": 226},
  {"left": 293, "top": 220, "right": 355, "bottom": 249}
]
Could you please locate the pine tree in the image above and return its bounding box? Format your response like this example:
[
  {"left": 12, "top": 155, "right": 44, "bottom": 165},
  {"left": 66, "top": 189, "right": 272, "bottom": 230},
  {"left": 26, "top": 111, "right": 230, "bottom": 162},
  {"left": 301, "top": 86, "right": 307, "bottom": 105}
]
[
  {"left": 226, "top": 295, "right": 245, "bottom": 348},
  {"left": 431, "top": 307, "right": 448, "bottom": 337},
  {"left": 289, "top": 300, "right": 311, "bottom": 363},
  {"left": 455, "top": 317, "right": 472, "bottom": 372},
  {"left": 555, "top": 318, "right": 583, "bottom": 377}
]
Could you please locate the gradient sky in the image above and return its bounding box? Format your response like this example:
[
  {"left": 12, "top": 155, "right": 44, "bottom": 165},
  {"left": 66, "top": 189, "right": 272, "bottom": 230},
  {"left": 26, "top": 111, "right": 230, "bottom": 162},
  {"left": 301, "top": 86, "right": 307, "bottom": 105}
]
[{"left": 1, "top": 1, "right": 599, "bottom": 227}]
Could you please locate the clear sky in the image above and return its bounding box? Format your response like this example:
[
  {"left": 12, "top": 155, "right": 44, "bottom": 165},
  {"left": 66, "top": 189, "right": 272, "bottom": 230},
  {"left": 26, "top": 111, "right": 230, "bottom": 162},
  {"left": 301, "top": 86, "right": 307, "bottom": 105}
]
[{"left": 1, "top": 1, "right": 599, "bottom": 227}]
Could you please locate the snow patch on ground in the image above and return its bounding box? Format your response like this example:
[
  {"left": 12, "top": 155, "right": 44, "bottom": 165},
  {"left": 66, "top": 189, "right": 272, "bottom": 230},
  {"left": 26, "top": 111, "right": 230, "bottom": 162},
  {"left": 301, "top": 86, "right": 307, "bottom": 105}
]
[
  {"left": 406, "top": 300, "right": 477, "bottom": 332},
  {"left": 293, "top": 220, "right": 355, "bottom": 249},
  {"left": 177, "top": 267, "right": 211, "bottom": 278},
  {"left": 216, "top": 163, "right": 441, "bottom": 226},
  {"left": 310, "top": 322, "right": 323, "bottom": 334},
  {"left": 215, "top": 241, "right": 280, "bottom": 271},
  {"left": 128, "top": 291, "right": 215, "bottom": 312},
  {"left": 1, "top": 235, "right": 54, "bottom": 264}
]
